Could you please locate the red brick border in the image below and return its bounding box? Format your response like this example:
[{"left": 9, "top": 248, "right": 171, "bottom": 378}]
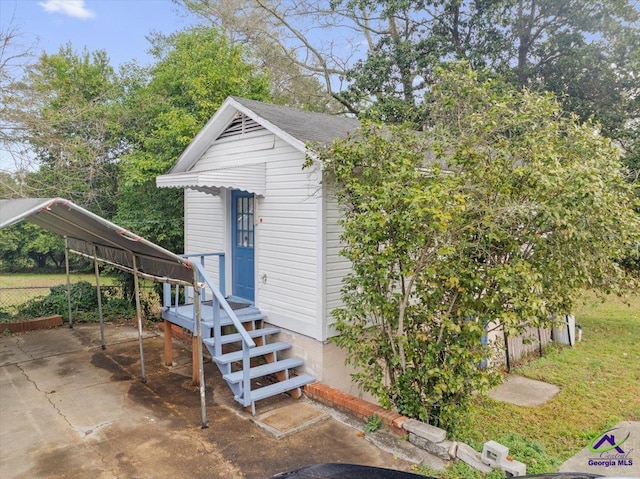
[
  {"left": 1, "top": 315, "right": 63, "bottom": 334},
  {"left": 304, "top": 382, "right": 408, "bottom": 435}
]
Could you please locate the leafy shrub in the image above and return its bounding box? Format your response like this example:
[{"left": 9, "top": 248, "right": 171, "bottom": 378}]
[
  {"left": 17, "top": 281, "right": 99, "bottom": 320},
  {"left": 317, "top": 65, "right": 638, "bottom": 431},
  {"left": 102, "top": 298, "right": 136, "bottom": 319},
  {"left": 17, "top": 292, "right": 68, "bottom": 319},
  {"left": 364, "top": 414, "right": 383, "bottom": 433}
]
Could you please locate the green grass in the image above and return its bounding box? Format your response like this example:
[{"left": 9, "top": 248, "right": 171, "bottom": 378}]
[
  {"left": 0, "top": 273, "right": 118, "bottom": 309},
  {"left": 470, "top": 294, "right": 637, "bottom": 472},
  {"left": 420, "top": 292, "right": 640, "bottom": 478},
  {"left": 0, "top": 273, "right": 117, "bottom": 288}
]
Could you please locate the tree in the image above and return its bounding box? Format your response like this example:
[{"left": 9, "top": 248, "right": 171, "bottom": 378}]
[
  {"left": 0, "top": 222, "right": 65, "bottom": 271},
  {"left": 0, "top": 16, "right": 36, "bottom": 194},
  {"left": 2, "top": 44, "right": 125, "bottom": 216},
  {"left": 115, "top": 27, "right": 271, "bottom": 252},
  {"left": 177, "top": 0, "right": 343, "bottom": 112},
  {"left": 316, "top": 65, "right": 639, "bottom": 430},
  {"left": 178, "top": 1, "right": 640, "bottom": 171}
]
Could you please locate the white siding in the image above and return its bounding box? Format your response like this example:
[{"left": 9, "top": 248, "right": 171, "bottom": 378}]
[
  {"left": 184, "top": 128, "right": 322, "bottom": 338},
  {"left": 323, "top": 188, "right": 351, "bottom": 338},
  {"left": 184, "top": 189, "right": 225, "bottom": 286}
]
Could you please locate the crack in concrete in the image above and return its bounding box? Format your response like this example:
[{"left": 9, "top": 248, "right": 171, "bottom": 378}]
[
  {"left": 14, "top": 360, "right": 116, "bottom": 439},
  {"left": 184, "top": 429, "right": 215, "bottom": 454},
  {"left": 81, "top": 419, "right": 115, "bottom": 437},
  {"left": 14, "top": 336, "right": 33, "bottom": 362},
  {"left": 13, "top": 346, "right": 126, "bottom": 479},
  {"left": 15, "top": 361, "right": 78, "bottom": 434}
]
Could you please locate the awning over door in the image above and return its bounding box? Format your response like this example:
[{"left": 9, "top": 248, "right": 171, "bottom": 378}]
[{"left": 156, "top": 163, "right": 266, "bottom": 196}]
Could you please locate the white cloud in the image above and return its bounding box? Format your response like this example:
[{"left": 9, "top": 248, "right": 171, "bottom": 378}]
[{"left": 38, "top": 0, "right": 95, "bottom": 19}]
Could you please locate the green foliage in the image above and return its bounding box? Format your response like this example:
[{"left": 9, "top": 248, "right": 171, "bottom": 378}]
[
  {"left": 17, "top": 282, "right": 96, "bottom": 320},
  {"left": 317, "top": 65, "right": 639, "bottom": 430},
  {"left": 12, "top": 281, "right": 135, "bottom": 321},
  {"left": 7, "top": 44, "right": 125, "bottom": 216},
  {"left": 364, "top": 413, "right": 383, "bottom": 433},
  {"left": 497, "top": 433, "right": 558, "bottom": 474},
  {"left": 461, "top": 292, "right": 640, "bottom": 468},
  {"left": 0, "top": 223, "right": 65, "bottom": 271}
]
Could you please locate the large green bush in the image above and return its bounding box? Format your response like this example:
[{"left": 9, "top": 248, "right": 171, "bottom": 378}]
[
  {"left": 316, "top": 65, "right": 639, "bottom": 430},
  {"left": 16, "top": 281, "right": 135, "bottom": 321}
]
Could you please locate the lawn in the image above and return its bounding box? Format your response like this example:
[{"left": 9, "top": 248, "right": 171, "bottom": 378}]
[
  {"left": 0, "top": 273, "right": 118, "bottom": 309},
  {"left": 0, "top": 272, "right": 117, "bottom": 288},
  {"left": 424, "top": 292, "right": 640, "bottom": 478}
]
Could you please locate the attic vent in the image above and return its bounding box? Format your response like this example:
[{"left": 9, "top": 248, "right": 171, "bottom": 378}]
[{"left": 218, "top": 113, "right": 263, "bottom": 139}]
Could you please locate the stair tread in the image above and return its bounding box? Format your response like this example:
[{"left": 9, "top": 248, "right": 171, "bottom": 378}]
[
  {"left": 207, "top": 327, "right": 280, "bottom": 346},
  {"left": 210, "top": 341, "right": 291, "bottom": 365},
  {"left": 223, "top": 357, "right": 304, "bottom": 384},
  {"left": 245, "top": 374, "right": 315, "bottom": 402},
  {"left": 203, "top": 312, "right": 266, "bottom": 329}
]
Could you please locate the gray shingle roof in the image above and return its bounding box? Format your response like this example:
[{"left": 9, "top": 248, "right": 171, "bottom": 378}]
[{"left": 231, "top": 97, "right": 360, "bottom": 146}]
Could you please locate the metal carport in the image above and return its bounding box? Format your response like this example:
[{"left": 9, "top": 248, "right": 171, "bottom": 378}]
[{"left": 0, "top": 197, "right": 210, "bottom": 427}]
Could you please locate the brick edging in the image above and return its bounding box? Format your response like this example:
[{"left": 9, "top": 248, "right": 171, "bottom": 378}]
[
  {"left": 304, "top": 382, "right": 407, "bottom": 435},
  {"left": 1, "top": 315, "right": 63, "bottom": 334}
]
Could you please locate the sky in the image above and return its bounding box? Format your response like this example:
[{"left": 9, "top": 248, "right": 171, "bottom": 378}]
[{"left": 0, "top": 0, "right": 201, "bottom": 67}]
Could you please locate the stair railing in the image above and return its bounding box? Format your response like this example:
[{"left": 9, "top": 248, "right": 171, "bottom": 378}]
[
  {"left": 192, "top": 261, "right": 256, "bottom": 408},
  {"left": 161, "top": 253, "right": 257, "bottom": 409},
  {"left": 180, "top": 252, "right": 226, "bottom": 299}
]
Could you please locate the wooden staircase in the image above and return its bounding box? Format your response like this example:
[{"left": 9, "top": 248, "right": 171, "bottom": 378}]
[{"left": 162, "top": 259, "right": 314, "bottom": 415}]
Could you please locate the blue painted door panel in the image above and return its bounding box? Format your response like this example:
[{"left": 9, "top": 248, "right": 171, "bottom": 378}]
[{"left": 231, "top": 191, "right": 255, "bottom": 302}]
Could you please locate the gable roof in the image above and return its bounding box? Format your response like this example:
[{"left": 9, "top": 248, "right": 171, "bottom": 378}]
[
  {"left": 231, "top": 97, "right": 360, "bottom": 146},
  {"left": 168, "top": 96, "right": 360, "bottom": 174}
]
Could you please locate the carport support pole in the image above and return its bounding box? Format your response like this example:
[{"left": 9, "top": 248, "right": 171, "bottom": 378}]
[
  {"left": 93, "top": 246, "right": 105, "bottom": 350},
  {"left": 193, "top": 270, "right": 208, "bottom": 429},
  {"left": 64, "top": 236, "right": 73, "bottom": 329},
  {"left": 132, "top": 255, "right": 147, "bottom": 383}
]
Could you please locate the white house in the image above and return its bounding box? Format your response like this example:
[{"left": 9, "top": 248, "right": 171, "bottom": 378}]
[{"left": 157, "top": 97, "right": 362, "bottom": 401}]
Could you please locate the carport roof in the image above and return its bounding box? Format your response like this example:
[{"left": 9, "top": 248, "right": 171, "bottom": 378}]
[{"left": 0, "top": 198, "right": 194, "bottom": 284}]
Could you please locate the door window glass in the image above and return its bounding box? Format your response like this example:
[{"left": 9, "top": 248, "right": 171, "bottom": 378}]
[{"left": 235, "top": 195, "right": 254, "bottom": 247}]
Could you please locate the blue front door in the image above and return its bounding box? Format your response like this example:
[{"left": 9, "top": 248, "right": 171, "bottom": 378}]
[{"left": 231, "top": 190, "right": 255, "bottom": 301}]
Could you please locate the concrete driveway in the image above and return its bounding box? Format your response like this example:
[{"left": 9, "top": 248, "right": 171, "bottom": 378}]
[{"left": 0, "top": 323, "right": 420, "bottom": 479}]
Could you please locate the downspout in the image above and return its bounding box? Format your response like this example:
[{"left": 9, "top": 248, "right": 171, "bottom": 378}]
[
  {"left": 193, "top": 267, "right": 208, "bottom": 429},
  {"left": 132, "top": 254, "right": 147, "bottom": 383},
  {"left": 64, "top": 236, "right": 73, "bottom": 329}
]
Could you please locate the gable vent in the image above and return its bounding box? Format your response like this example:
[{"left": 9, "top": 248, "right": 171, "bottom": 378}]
[{"left": 217, "top": 113, "right": 264, "bottom": 140}]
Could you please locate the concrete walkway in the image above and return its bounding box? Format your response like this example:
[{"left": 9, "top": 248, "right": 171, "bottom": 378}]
[
  {"left": 0, "top": 323, "right": 428, "bottom": 479},
  {"left": 488, "top": 375, "right": 560, "bottom": 406}
]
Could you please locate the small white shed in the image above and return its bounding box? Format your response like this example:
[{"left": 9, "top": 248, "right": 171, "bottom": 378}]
[{"left": 157, "top": 97, "right": 360, "bottom": 393}]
